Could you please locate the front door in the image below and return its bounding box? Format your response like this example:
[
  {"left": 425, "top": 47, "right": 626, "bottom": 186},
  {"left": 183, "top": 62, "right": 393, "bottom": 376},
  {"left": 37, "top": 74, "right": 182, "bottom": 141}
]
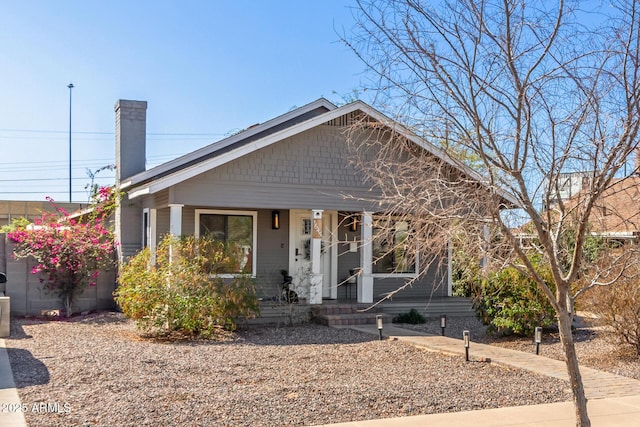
[{"left": 289, "top": 210, "right": 336, "bottom": 300}]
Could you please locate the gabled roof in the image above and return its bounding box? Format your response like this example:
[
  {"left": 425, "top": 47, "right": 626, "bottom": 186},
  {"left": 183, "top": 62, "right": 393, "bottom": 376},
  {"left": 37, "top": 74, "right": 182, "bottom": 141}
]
[
  {"left": 120, "top": 98, "right": 336, "bottom": 191},
  {"left": 124, "top": 98, "right": 519, "bottom": 207}
]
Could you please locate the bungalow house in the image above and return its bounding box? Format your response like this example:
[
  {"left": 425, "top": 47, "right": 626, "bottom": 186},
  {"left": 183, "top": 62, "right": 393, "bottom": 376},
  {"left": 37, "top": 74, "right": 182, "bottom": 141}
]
[{"left": 113, "top": 98, "right": 502, "bottom": 307}]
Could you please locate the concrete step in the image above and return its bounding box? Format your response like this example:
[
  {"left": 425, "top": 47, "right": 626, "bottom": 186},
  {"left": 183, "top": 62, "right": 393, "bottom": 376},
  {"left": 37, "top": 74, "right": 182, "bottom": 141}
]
[{"left": 313, "top": 312, "right": 392, "bottom": 327}]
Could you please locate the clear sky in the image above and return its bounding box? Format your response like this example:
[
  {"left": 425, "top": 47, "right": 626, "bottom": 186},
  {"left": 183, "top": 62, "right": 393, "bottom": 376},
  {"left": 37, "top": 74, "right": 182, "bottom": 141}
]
[{"left": 0, "top": 0, "right": 366, "bottom": 202}]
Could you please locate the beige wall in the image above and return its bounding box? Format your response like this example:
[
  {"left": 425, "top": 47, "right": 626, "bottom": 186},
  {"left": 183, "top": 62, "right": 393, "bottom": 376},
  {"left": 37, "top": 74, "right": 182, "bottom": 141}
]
[{"left": 0, "top": 201, "right": 84, "bottom": 228}]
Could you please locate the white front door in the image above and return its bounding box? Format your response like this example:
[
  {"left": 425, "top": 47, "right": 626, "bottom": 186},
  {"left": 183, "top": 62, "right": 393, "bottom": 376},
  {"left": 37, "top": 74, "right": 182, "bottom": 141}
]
[{"left": 289, "top": 210, "right": 337, "bottom": 300}]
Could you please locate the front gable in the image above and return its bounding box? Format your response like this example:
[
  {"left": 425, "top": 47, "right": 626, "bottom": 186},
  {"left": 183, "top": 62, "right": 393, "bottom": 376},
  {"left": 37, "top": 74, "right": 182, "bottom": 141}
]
[{"left": 169, "top": 124, "right": 377, "bottom": 210}]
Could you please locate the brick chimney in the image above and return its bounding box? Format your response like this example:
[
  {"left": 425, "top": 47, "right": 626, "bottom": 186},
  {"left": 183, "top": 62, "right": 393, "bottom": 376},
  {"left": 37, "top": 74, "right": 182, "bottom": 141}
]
[
  {"left": 114, "top": 100, "right": 147, "bottom": 263},
  {"left": 115, "top": 100, "right": 147, "bottom": 182}
]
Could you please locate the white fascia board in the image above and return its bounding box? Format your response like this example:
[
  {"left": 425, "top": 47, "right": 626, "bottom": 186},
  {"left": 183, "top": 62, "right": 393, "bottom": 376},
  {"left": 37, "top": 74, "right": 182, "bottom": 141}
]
[
  {"left": 127, "top": 186, "right": 150, "bottom": 199},
  {"left": 124, "top": 98, "right": 337, "bottom": 188}
]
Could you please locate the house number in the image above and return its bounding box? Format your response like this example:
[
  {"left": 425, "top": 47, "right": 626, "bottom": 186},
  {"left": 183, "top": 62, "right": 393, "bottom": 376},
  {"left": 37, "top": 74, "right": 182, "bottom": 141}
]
[{"left": 312, "top": 218, "right": 322, "bottom": 238}]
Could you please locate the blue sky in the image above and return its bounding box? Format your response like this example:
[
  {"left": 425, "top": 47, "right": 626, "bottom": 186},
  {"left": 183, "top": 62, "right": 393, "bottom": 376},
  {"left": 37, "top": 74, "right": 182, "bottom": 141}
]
[{"left": 0, "top": 0, "right": 366, "bottom": 202}]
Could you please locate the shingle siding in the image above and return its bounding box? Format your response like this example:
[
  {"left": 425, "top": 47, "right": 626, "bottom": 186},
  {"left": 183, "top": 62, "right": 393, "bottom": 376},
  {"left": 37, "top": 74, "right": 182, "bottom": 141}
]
[{"left": 171, "top": 125, "right": 379, "bottom": 210}]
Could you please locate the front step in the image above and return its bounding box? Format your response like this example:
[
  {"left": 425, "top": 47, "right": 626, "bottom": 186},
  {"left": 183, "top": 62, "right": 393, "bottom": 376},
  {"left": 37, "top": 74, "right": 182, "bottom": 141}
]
[{"left": 311, "top": 305, "right": 391, "bottom": 327}]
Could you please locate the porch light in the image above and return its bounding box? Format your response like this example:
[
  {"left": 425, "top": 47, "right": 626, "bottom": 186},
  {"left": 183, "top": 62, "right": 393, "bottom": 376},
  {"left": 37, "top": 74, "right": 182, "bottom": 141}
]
[
  {"left": 376, "top": 314, "right": 383, "bottom": 340},
  {"left": 349, "top": 214, "right": 359, "bottom": 232},
  {"left": 440, "top": 314, "right": 447, "bottom": 336},
  {"left": 463, "top": 330, "right": 470, "bottom": 362},
  {"left": 535, "top": 327, "right": 542, "bottom": 355},
  {"left": 272, "top": 211, "right": 280, "bottom": 230}
]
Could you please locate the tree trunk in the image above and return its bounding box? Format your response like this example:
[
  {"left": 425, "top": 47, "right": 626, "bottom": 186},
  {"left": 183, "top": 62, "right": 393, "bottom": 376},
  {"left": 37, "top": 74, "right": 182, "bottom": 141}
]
[{"left": 557, "top": 308, "right": 590, "bottom": 426}]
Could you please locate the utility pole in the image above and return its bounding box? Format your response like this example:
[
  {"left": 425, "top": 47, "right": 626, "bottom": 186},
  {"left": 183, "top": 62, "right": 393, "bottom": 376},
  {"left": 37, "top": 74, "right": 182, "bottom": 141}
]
[{"left": 67, "top": 83, "right": 74, "bottom": 202}]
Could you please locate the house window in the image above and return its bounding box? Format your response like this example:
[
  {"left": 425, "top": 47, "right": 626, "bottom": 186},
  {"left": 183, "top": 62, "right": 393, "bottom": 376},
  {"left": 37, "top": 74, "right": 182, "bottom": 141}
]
[
  {"left": 302, "top": 218, "right": 312, "bottom": 235},
  {"left": 195, "top": 209, "right": 257, "bottom": 275},
  {"left": 372, "top": 219, "right": 417, "bottom": 275},
  {"left": 142, "top": 209, "right": 150, "bottom": 248}
]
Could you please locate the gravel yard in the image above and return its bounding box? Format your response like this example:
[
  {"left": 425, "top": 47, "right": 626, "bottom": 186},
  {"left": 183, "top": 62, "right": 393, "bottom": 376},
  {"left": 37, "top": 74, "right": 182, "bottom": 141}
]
[
  {"left": 6, "top": 312, "right": 572, "bottom": 427},
  {"left": 401, "top": 316, "right": 640, "bottom": 380}
]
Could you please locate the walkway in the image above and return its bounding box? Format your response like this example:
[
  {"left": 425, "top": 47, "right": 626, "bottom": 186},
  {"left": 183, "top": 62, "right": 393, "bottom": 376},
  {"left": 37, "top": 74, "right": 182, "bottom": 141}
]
[
  {"left": 0, "top": 339, "right": 27, "bottom": 427},
  {"left": 318, "top": 324, "right": 640, "bottom": 426},
  {"left": 347, "top": 324, "right": 640, "bottom": 400}
]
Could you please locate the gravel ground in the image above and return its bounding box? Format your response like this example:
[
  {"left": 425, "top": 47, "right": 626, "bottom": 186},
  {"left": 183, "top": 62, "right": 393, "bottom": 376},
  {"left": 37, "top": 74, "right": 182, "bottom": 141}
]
[
  {"left": 5, "top": 312, "right": 571, "bottom": 427},
  {"left": 400, "top": 316, "right": 640, "bottom": 380}
]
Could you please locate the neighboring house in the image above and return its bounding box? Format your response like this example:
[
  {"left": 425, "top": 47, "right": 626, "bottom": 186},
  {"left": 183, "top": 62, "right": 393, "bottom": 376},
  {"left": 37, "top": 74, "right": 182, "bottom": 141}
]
[
  {"left": 113, "top": 98, "right": 505, "bottom": 305},
  {"left": 0, "top": 200, "right": 83, "bottom": 228},
  {"left": 568, "top": 175, "right": 640, "bottom": 241},
  {"left": 518, "top": 174, "right": 640, "bottom": 245},
  {"left": 544, "top": 171, "right": 594, "bottom": 210}
]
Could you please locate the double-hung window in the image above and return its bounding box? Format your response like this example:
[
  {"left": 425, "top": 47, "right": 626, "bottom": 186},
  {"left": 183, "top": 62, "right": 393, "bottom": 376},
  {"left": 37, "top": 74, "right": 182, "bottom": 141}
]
[
  {"left": 372, "top": 218, "right": 417, "bottom": 275},
  {"left": 195, "top": 209, "right": 257, "bottom": 276}
]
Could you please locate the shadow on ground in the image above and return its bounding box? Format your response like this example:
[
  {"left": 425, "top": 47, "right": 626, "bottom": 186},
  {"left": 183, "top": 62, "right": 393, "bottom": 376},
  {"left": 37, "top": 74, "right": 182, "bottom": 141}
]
[{"left": 5, "top": 347, "right": 49, "bottom": 388}]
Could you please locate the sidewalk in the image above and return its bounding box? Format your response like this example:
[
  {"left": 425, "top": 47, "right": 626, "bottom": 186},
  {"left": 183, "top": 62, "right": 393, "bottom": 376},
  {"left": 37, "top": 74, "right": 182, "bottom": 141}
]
[
  {"left": 319, "top": 324, "right": 640, "bottom": 426},
  {"left": 0, "top": 339, "right": 27, "bottom": 427}
]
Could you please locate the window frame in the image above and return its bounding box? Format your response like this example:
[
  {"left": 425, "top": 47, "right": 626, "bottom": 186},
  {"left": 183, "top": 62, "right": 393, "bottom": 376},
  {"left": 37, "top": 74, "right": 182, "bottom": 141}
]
[
  {"left": 371, "top": 217, "right": 419, "bottom": 278},
  {"left": 142, "top": 208, "right": 150, "bottom": 249},
  {"left": 194, "top": 209, "right": 258, "bottom": 278}
]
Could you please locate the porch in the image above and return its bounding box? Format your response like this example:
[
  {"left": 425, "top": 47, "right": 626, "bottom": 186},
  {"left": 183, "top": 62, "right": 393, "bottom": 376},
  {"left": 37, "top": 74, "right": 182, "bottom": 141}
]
[{"left": 248, "top": 296, "right": 474, "bottom": 326}]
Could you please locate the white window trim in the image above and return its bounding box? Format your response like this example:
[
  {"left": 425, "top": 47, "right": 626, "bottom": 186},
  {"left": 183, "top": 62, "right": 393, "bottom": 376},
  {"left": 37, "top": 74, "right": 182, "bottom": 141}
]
[
  {"left": 371, "top": 217, "right": 419, "bottom": 278},
  {"left": 195, "top": 209, "right": 258, "bottom": 278}
]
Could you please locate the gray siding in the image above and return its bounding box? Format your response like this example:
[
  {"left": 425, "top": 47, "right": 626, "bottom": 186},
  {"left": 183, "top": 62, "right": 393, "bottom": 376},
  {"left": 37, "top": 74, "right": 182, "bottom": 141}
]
[
  {"left": 156, "top": 207, "right": 170, "bottom": 243},
  {"left": 255, "top": 209, "right": 289, "bottom": 297},
  {"left": 171, "top": 125, "right": 380, "bottom": 210}
]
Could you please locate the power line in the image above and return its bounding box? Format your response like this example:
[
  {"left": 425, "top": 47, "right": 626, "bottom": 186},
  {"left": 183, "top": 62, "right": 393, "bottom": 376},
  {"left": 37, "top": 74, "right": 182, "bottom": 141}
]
[
  {"left": 0, "top": 128, "right": 227, "bottom": 137},
  {"left": 0, "top": 176, "right": 115, "bottom": 182}
]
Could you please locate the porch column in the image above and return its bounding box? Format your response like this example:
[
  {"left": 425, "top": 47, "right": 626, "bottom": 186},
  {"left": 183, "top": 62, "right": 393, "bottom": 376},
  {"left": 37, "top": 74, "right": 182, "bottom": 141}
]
[
  {"left": 481, "top": 224, "right": 490, "bottom": 270},
  {"left": 309, "top": 209, "right": 324, "bottom": 304},
  {"left": 169, "top": 204, "right": 183, "bottom": 236},
  {"left": 168, "top": 204, "right": 183, "bottom": 263},
  {"left": 148, "top": 208, "right": 157, "bottom": 253},
  {"left": 358, "top": 211, "right": 374, "bottom": 303},
  {"left": 143, "top": 208, "right": 158, "bottom": 264}
]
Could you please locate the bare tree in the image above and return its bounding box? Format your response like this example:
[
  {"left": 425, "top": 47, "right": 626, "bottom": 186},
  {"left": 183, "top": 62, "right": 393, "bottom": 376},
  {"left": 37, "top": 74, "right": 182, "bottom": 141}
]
[{"left": 343, "top": 1, "right": 640, "bottom": 425}]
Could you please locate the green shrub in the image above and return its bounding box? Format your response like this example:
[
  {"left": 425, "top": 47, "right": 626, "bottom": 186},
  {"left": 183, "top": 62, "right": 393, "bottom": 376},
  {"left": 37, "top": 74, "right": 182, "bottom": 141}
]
[
  {"left": 472, "top": 261, "right": 556, "bottom": 336},
  {"left": 393, "top": 308, "right": 426, "bottom": 324},
  {"left": 115, "top": 235, "right": 259, "bottom": 337}
]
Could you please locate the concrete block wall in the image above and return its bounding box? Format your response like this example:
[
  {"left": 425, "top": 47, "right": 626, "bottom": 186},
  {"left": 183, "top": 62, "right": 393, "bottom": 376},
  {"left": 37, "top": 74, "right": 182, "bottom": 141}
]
[
  {"left": 0, "top": 295, "right": 9, "bottom": 337},
  {"left": 2, "top": 234, "right": 116, "bottom": 316}
]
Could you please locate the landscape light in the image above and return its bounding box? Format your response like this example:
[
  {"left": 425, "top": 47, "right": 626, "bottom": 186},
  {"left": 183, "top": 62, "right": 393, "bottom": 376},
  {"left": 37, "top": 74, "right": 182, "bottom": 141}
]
[
  {"left": 463, "top": 330, "right": 470, "bottom": 362},
  {"left": 535, "top": 327, "right": 543, "bottom": 355},
  {"left": 440, "top": 314, "right": 447, "bottom": 336},
  {"left": 376, "top": 314, "right": 383, "bottom": 340}
]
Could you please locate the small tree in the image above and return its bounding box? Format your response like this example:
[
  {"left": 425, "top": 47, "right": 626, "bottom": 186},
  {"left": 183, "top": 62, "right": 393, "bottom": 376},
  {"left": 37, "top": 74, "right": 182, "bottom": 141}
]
[
  {"left": 8, "top": 189, "right": 116, "bottom": 316},
  {"left": 344, "top": 1, "right": 640, "bottom": 424}
]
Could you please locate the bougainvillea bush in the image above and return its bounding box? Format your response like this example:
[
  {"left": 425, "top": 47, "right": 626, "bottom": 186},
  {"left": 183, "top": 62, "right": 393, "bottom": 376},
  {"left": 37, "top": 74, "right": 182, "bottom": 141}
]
[{"left": 8, "top": 188, "right": 116, "bottom": 316}]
